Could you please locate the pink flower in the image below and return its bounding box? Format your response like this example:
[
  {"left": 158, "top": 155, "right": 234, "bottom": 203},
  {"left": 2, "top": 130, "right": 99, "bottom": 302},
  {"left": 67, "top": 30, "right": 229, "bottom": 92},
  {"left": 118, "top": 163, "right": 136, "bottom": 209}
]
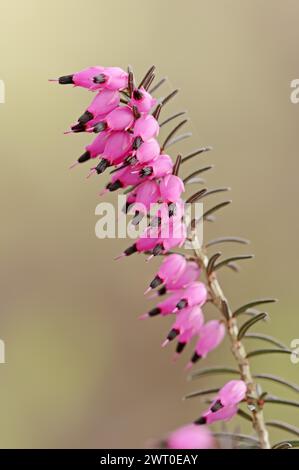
[
  {"left": 88, "top": 106, "right": 134, "bottom": 133},
  {"left": 173, "top": 282, "right": 208, "bottom": 312},
  {"left": 130, "top": 180, "right": 160, "bottom": 220},
  {"left": 146, "top": 253, "right": 187, "bottom": 291},
  {"left": 78, "top": 89, "right": 120, "bottom": 124},
  {"left": 167, "top": 424, "right": 215, "bottom": 449},
  {"left": 162, "top": 305, "right": 204, "bottom": 347},
  {"left": 92, "top": 131, "right": 133, "bottom": 175},
  {"left": 130, "top": 87, "right": 157, "bottom": 113},
  {"left": 195, "top": 380, "right": 246, "bottom": 425},
  {"left": 152, "top": 218, "right": 187, "bottom": 255},
  {"left": 159, "top": 174, "right": 185, "bottom": 203},
  {"left": 176, "top": 327, "right": 199, "bottom": 356},
  {"left": 139, "top": 154, "right": 173, "bottom": 179},
  {"left": 141, "top": 290, "right": 185, "bottom": 319},
  {"left": 117, "top": 225, "right": 161, "bottom": 259},
  {"left": 135, "top": 138, "right": 161, "bottom": 164},
  {"left": 103, "top": 164, "right": 144, "bottom": 192},
  {"left": 67, "top": 113, "right": 108, "bottom": 134},
  {"left": 195, "top": 404, "right": 238, "bottom": 425},
  {"left": 187, "top": 320, "right": 225, "bottom": 367},
  {"left": 213, "top": 380, "right": 247, "bottom": 410},
  {"left": 92, "top": 66, "right": 128, "bottom": 91},
  {"left": 160, "top": 261, "right": 201, "bottom": 294},
  {"left": 133, "top": 114, "right": 160, "bottom": 142},
  {"left": 76, "top": 130, "right": 110, "bottom": 164},
  {"left": 57, "top": 66, "right": 128, "bottom": 91},
  {"left": 57, "top": 66, "right": 105, "bottom": 88}
]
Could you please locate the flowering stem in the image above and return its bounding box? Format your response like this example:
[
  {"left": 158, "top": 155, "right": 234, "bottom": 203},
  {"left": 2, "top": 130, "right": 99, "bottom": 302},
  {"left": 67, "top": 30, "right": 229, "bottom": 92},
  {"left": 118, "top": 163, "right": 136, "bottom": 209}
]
[{"left": 192, "top": 234, "right": 271, "bottom": 449}]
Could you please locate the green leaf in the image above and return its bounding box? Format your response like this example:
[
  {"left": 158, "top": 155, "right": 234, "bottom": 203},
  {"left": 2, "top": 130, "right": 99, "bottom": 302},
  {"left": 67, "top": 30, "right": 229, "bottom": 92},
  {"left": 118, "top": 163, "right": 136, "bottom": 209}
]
[
  {"left": 164, "top": 132, "right": 192, "bottom": 149},
  {"left": 160, "top": 111, "right": 187, "bottom": 127},
  {"left": 264, "top": 395, "right": 299, "bottom": 409},
  {"left": 199, "top": 187, "right": 231, "bottom": 201},
  {"left": 214, "top": 255, "right": 254, "bottom": 272},
  {"left": 189, "top": 366, "right": 239, "bottom": 381},
  {"left": 207, "top": 252, "right": 222, "bottom": 275},
  {"left": 203, "top": 200, "right": 232, "bottom": 220},
  {"left": 186, "top": 188, "right": 207, "bottom": 204},
  {"left": 183, "top": 166, "right": 214, "bottom": 183},
  {"left": 162, "top": 119, "right": 189, "bottom": 151},
  {"left": 181, "top": 146, "right": 212, "bottom": 164},
  {"left": 212, "top": 432, "right": 259, "bottom": 445},
  {"left": 246, "top": 349, "right": 294, "bottom": 359},
  {"left": 266, "top": 420, "right": 299, "bottom": 437},
  {"left": 149, "top": 77, "right": 167, "bottom": 94},
  {"left": 233, "top": 298, "right": 277, "bottom": 317},
  {"left": 272, "top": 440, "right": 299, "bottom": 449},
  {"left": 237, "top": 313, "right": 268, "bottom": 340},
  {"left": 205, "top": 236, "right": 250, "bottom": 248},
  {"left": 161, "top": 89, "right": 179, "bottom": 106},
  {"left": 244, "top": 333, "right": 288, "bottom": 349},
  {"left": 138, "top": 65, "right": 155, "bottom": 89},
  {"left": 172, "top": 154, "right": 182, "bottom": 176},
  {"left": 254, "top": 374, "right": 299, "bottom": 393},
  {"left": 183, "top": 387, "right": 220, "bottom": 400},
  {"left": 272, "top": 442, "right": 293, "bottom": 449}
]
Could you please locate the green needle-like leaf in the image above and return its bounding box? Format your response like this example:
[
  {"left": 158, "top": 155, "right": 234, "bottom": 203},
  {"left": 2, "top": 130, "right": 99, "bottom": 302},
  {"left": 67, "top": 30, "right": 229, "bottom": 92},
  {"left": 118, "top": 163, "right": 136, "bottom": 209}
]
[
  {"left": 266, "top": 420, "right": 299, "bottom": 437},
  {"left": 238, "top": 313, "right": 268, "bottom": 340},
  {"left": 183, "top": 387, "right": 220, "bottom": 400},
  {"left": 214, "top": 255, "right": 254, "bottom": 272},
  {"left": 254, "top": 374, "right": 299, "bottom": 393},
  {"left": 233, "top": 298, "right": 277, "bottom": 317},
  {"left": 244, "top": 333, "right": 288, "bottom": 349},
  {"left": 189, "top": 366, "right": 239, "bottom": 381},
  {"left": 246, "top": 349, "right": 294, "bottom": 359}
]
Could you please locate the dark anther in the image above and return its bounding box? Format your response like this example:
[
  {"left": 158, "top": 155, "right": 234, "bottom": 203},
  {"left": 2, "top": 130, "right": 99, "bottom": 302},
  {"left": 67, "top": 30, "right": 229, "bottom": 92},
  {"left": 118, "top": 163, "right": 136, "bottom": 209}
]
[
  {"left": 58, "top": 74, "right": 74, "bottom": 85},
  {"left": 167, "top": 328, "right": 179, "bottom": 342},
  {"left": 93, "top": 122, "right": 107, "bottom": 133},
  {"left": 191, "top": 352, "right": 201, "bottom": 364},
  {"left": 176, "top": 342, "right": 186, "bottom": 354},
  {"left": 95, "top": 159, "right": 110, "bottom": 174},
  {"left": 71, "top": 122, "right": 86, "bottom": 133},
  {"left": 123, "top": 202, "right": 133, "bottom": 214},
  {"left": 150, "top": 276, "right": 163, "bottom": 289},
  {"left": 148, "top": 307, "right": 161, "bottom": 317},
  {"left": 78, "top": 151, "right": 91, "bottom": 163},
  {"left": 133, "top": 89, "right": 143, "bottom": 100},
  {"left": 150, "top": 216, "right": 161, "bottom": 228},
  {"left": 93, "top": 73, "right": 107, "bottom": 84},
  {"left": 176, "top": 299, "right": 188, "bottom": 310},
  {"left": 140, "top": 167, "right": 153, "bottom": 177},
  {"left": 132, "top": 136, "right": 143, "bottom": 150},
  {"left": 107, "top": 180, "right": 122, "bottom": 192},
  {"left": 78, "top": 110, "right": 94, "bottom": 124},
  {"left": 153, "top": 244, "right": 164, "bottom": 256},
  {"left": 132, "top": 211, "right": 144, "bottom": 226},
  {"left": 194, "top": 416, "right": 207, "bottom": 425},
  {"left": 125, "top": 155, "right": 137, "bottom": 165},
  {"left": 168, "top": 203, "right": 177, "bottom": 217},
  {"left": 211, "top": 399, "right": 224, "bottom": 413},
  {"left": 124, "top": 244, "right": 137, "bottom": 256},
  {"left": 132, "top": 105, "right": 141, "bottom": 119},
  {"left": 158, "top": 286, "right": 167, "bottom": 296}
]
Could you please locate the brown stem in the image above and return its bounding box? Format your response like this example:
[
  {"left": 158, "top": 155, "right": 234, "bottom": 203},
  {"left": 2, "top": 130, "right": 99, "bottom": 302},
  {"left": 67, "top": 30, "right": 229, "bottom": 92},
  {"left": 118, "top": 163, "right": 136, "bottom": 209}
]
[{"left": 192, "top": 234, "right": 271, "bottom": 449}]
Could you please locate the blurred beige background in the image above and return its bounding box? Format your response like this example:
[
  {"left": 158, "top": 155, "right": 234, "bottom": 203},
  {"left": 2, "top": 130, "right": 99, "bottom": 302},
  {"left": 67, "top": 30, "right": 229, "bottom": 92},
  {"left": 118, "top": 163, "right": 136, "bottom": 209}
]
[{"left": 0, "top": 0, "right": 298, "bottom": 448}]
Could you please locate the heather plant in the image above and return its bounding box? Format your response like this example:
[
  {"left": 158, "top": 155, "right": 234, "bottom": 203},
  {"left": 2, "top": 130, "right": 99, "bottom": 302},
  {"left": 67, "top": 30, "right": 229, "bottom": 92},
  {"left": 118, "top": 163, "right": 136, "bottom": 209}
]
[{"left": 52, "top": 65, "right": 299, "bottom": 449}]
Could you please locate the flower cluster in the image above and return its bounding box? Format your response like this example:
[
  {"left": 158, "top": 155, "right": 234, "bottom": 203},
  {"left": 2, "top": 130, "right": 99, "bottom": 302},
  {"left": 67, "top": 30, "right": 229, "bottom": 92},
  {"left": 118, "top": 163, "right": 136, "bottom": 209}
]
[{"left": 53, "top": 65, "right": 247, "bottom": 448}]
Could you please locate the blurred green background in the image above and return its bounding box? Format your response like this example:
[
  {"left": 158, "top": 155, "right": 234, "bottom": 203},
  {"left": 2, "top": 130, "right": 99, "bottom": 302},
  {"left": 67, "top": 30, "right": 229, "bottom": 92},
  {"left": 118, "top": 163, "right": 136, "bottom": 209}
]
[{"left": 0, "top": 0, "right": 298, "bottom": 448}]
